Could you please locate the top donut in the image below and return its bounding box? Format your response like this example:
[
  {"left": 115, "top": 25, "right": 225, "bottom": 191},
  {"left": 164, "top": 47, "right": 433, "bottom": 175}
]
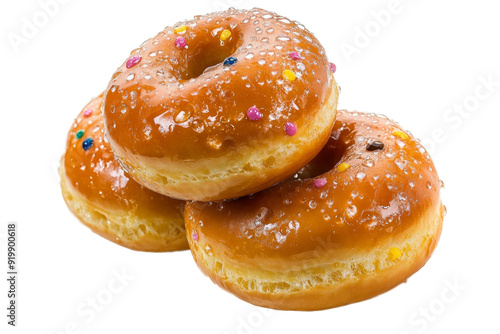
[{"left": 103, "top": 8, "right": 339, "bottom": 201}]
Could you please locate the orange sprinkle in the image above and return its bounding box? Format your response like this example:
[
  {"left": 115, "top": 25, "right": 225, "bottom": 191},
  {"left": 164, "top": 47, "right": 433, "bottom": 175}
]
[
  {"left": 220, "top": 29, "right": 232, "bottom": 41},
  {"left": 392, "top": 129, "right": 408, "bottom": 140},
  {"left": 174, "top": 25, "right": 188, "bottom": 34},
  {"left": 282, "top": 69, "right": 296, "bottom": 81},
  {"left": 337, "top": 163, "right": 351, "bottom": 172}
]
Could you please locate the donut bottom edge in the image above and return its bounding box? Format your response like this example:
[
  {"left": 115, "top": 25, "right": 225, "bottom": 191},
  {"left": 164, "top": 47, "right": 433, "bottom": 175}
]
[
  {"left": 187, "top": 203, "right": 444, "bottom": 311},
  {"left": 59, "top": 161, "right": 188, "bottom": 252}
]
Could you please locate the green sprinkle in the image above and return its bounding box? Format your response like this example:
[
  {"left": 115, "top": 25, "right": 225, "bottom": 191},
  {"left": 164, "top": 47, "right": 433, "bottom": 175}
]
[{"left": 76, "top": 130, "right": 84, "bottom": 139}]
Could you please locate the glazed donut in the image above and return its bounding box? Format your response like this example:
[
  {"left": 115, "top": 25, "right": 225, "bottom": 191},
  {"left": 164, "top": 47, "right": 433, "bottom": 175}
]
[
  {"left": 102, "top": 8, "right": 339, "bottom": 201},
  {"left": 60, "top": 94, "right": 188, "bottom": 252},
  {"left": 185, "top": 110, "right": 444, "bottom": 310}
]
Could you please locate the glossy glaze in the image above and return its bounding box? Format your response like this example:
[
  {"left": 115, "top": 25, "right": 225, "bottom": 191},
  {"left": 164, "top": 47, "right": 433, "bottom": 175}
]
[
  {"left": 103, "top": 8, "right": 333, "bottom": 161},
  {"left": 186, "top": 111, "right": 442, "bottom": 260},
  {"left": 63, "top": 94, "right": 184, "bottom": 214}
]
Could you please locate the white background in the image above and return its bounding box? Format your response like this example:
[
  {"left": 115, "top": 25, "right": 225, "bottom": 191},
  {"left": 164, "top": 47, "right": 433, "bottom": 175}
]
[{"left": 1, "top": 0, "right": 499, "bottom": 333}]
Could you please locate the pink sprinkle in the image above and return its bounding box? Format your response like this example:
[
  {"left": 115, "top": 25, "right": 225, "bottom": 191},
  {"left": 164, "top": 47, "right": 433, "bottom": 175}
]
[
  {"left": 83, "top": 109, "right": 93, "bottom": 117},
  {"left": 192, "top": 232, "right": 199, "bottom": 241},
  {"left": 247, "top": 106, "right": 262, "bottom": 121},
  {"left": 175, "top": 36, "right": 187, "bottom": 48},
  {"left": 285, "top": 122, "right": 297, "bottom": 136},
  {"left": 290, "top": 51, "right": 302, "bottom": 60},
  {"left": 126, "top": 56, "right": 142, "bottom": 68},
  {"left": 312, "top": 178, "right": 327, "bottom": 188},
  {"left": 330, "top": 62, "right": 337, "bottom": 73}
]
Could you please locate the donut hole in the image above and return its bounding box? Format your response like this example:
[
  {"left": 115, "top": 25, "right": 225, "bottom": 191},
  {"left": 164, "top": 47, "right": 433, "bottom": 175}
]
[
  {"left": 171, "top": 30, "right": 241, "bottom": 80},
  {"left": 292, "top": 133, "right": 349, "bottom": 180}
]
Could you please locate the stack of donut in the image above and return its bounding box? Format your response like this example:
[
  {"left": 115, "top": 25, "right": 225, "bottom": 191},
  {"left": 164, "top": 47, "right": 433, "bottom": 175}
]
[{"left": 60, "top": 8, "right": 444, "bottom": 310}]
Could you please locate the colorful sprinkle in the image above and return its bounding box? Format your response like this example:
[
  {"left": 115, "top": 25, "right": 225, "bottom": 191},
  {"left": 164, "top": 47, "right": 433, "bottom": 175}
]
[
  {"left": 289, "top": 51, "right": 302, "bottom": 60},
  {"left": 392, "top": 129, "right": 409, "bottom": 140},
  {"left": 220, "top": 29, "right": 232, "bottom": 41},
  {"left": 126, "top": 56, "right": 142, "bottom": 68},
  {"left": 285, "top": 122, "right": 297, "bottom": 136},
  {"left": 330, "top": 62, "right": 337, "bottom": 73},
  {"left": 247, "top": 106, "right": 262, "bottom": 121},
  {"left": 82, "top": 138, "right": 94, "bottom": 151},
  {"left": 75, "top": 130, "right": 84, "bottom": 139},
  {"left": 337, "top": 163, "right": 351, "bottom": 172},
  {"left": 389, "top": 247, "right": 402, "bottom": 260},
  {"left": 175, "top": 36, "right": 187, "bottom": 48},
  {"left": 83, "top": 109, "right": 93, "bottom": 117},
  {"left": 174, "top": 25, "right": 188, "bottom": 34},
  {"left": 223, "top": 57, "right": 238, "bottom": 66},
  {"left": 367, "top": 141, "right": 385, "bottom": 151},
  {"left": 192, "top": 232, "right": 199, "bottom": 241},
  {"left": 312, "top": 178, "right": 327, "bottom": 188},
  {"left": 282, "top": 69, "right": 296, "bottom": 81}
]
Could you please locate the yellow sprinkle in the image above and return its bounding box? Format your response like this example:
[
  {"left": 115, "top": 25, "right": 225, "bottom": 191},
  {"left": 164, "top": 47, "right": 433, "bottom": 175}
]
[
  {"left": 392, "top": 129, "right": 408, "bottom": 140},
  {"left": 336, "top": 163, "right": 351, "bottom": 172},
  {"left": 174, "top": 25, "right": 188, "bottom": 34},
  {"left": 389, "top": 247, "right": 403, "bottom": 260},
  {"left": 282, "top": 69, "right": 296, "bottom": 81},
  {"left": 220, "top": 29, "right": 232, "bottom": 41}
]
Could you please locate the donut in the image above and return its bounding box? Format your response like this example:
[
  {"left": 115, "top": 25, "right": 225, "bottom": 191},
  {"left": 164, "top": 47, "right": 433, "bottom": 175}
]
[
  {"left": 60, "top": 94, "right": 188, "bottom": 252},
  {"left": 185, "top": 110, "right": 445, "bottom": 310},
  {"left": 102, "top": 8, "right": 339, "bottom": 201}
]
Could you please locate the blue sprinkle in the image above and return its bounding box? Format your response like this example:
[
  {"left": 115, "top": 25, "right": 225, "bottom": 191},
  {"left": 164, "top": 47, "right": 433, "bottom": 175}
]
[
  {"left": 82, "top": 138, "right": 94, "bottom": 151},
  {"left": 223, "top": 57, "right": 238, "bottom": 66}
]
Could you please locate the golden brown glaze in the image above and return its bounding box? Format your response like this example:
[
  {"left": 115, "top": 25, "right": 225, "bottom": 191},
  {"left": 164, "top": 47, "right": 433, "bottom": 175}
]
[
  {"left": 64, "top": 94, "right": 184, "bottom": 215},
  {"left": 102, "top": 8, "right": 338, "bottom": 200},
  {"left": 185, "top": 111, "right": 444, "bottom": 309},
  {"left": 187, "top": 111, "right": 441, "bottom": 261},
  {"left": 61, "top": 94, "right": 187, "bottom": 252}
]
